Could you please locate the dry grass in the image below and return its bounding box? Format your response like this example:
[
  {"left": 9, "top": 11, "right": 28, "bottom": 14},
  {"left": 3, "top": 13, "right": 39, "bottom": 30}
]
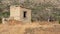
[{"left": 0, "top": 21, "right": 60, "bottom": 34}]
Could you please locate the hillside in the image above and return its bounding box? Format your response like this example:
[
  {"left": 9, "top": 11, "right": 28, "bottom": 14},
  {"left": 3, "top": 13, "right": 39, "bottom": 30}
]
[{"left": 0, "top": 0, "right": 60, "bottom": 21}]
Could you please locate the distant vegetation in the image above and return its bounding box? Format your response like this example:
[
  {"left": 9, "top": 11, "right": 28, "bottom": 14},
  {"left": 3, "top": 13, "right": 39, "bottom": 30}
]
[{"left": 0, "top": 0, "right": 60, "bottom": 22}]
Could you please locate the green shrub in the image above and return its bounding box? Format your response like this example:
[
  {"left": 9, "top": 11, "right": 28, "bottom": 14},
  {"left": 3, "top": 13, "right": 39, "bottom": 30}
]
[
  {"left": 0, "top": 18, "right": 2, "bottom": 24},
  {"left": 59, "top": 18, "right": 60, "bottom": 24}
]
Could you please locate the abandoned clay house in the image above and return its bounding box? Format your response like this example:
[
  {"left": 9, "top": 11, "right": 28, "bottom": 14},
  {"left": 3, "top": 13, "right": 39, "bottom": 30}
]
[{"left": 2, "top": 5, "right": 31, "bottom": 24}]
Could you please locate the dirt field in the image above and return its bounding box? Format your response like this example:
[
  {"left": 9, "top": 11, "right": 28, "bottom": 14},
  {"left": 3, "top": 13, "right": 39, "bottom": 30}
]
[{"left": 0, "top": 21, "right": 60, "bottom": 34}]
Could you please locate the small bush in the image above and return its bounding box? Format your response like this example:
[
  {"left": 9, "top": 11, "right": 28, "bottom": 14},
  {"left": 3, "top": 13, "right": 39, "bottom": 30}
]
[
  {"left": 59, "top": 20, "right": 60, "bottom": 24},
  {"left": 0, "top": 18, "right": 2, "bottom": 24},
  {"left": 58, "top": 18, "right": 60, "bottom": 24}
]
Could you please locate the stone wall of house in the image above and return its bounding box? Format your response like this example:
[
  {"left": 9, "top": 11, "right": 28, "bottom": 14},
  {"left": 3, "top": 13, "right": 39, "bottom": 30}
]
[
  {"left": 20, "top": 7, "right": 31, "bottom": 23},
  {"left": 10, "top": 5, "right": 31, "bottom": 23},
  {"left": 10, "top": 5, "right": 21, "bottom": 21}
]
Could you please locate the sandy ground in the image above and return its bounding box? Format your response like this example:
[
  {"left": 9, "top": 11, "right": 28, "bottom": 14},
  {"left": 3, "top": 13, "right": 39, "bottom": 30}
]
[{"left": 0, "top": 22, "right": 60, "bottom": 34}]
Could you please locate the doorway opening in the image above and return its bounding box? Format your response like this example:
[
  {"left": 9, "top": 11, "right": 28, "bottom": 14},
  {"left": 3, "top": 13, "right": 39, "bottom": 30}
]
[{"left": 23, "top": 11, "right": 27, "bottom": 18}]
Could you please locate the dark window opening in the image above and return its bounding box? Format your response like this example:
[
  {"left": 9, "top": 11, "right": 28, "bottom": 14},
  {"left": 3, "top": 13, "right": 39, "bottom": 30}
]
[{"left": 23, "top": 11, "right": 27, "bottom": 18}]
